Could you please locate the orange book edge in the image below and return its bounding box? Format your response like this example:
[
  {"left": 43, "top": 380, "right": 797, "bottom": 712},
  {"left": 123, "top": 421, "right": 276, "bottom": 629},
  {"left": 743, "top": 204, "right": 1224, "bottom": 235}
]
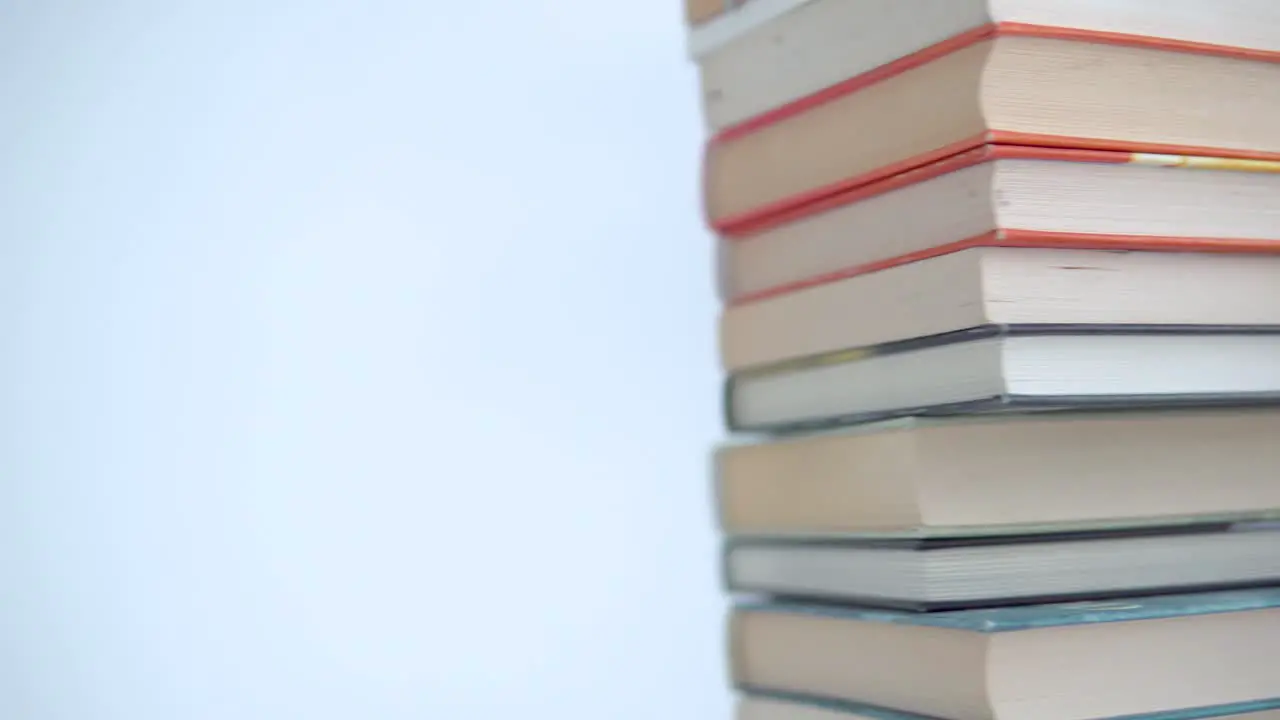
[
  {"left": 705, "top": 22, "right": 1280, "bottom": 237},
  {"left": 729, "top": 144, "right": 1280, "bottom": 306}
]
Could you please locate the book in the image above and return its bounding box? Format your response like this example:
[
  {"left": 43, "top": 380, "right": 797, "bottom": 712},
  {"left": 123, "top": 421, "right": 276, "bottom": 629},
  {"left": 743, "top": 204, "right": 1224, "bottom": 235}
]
[
  {"left": 690, "top": 0, "right": 1280, "bottom": 132},
  {"left": 725, "top": 327, "right": 1280, "bottom": 432},
  {"left": 723, "top": 524, "right": 1280, "bottom": 610},
  {"left": 715, "top": 409, "right": 1280, "bottom": 538},
  {"left": 703, "top": 28, "right": 1280, "bottom": 234},
  {"left": 720, "top": 247, "right": 1280, "bottom": 373},
  {"left": 730, "top": 588, "right": 1280, "bottom": 720},
  {"left": 716, "top": 146, "right": 1280, "bottom": 307},
  {"left": 737, "top": 693, "right": 1280, "bottom": 720}
]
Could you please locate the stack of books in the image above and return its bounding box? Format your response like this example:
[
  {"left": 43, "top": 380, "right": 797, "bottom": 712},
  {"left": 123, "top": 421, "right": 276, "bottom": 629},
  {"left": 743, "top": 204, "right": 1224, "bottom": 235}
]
[{"left": 686, "top": 1, "right": 1280, "bottom": 718}]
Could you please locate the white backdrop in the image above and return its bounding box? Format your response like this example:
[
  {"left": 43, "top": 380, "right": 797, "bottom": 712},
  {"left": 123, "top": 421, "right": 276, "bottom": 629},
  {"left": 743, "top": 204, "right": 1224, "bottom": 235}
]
[{"left": 1, "top": 2, "right": 724, "bottom": 717}]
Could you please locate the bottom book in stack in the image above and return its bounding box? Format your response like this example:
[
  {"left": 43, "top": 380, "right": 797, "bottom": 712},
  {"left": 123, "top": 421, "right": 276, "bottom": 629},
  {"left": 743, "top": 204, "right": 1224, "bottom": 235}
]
[
  {"left": 737, "top": 693, "right": 1280, "bottom": 720},
  {"left": 716, "top": 408, "right": 1280, "bottom": 720},
  {"left": 731, "top": 591, "right": 1280, "bottom": 720}
]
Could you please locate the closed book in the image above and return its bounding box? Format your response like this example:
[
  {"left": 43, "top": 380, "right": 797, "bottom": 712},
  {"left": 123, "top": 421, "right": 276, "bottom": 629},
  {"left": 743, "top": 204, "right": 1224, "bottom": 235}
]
[
  {"left": 723, "top": 524, "right": 1280, "bottom": 610},
  {"left": 722, "top": 245, "right": 1280, "bottom": 373},
  {"left": 715, "top": 409, "right": 1280, "bottom": 538},
  {"left": 691, "top": 0, "right": 1280, "bottom": 131},
  {"left": 738, "top": 693, "right": 1280, "bottom": 720},
  {"left": 725, "top": 327, "right": 1280, "bottom": 433},
  {"left": 731, "top": 589, "right": 1280, "bottom": 720}
]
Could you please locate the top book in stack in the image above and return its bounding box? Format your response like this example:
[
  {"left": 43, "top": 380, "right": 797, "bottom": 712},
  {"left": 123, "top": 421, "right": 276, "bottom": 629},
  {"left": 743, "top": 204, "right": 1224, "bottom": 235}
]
[{"left": 691, "top": 0, "right": 1280, "bottom": 235}]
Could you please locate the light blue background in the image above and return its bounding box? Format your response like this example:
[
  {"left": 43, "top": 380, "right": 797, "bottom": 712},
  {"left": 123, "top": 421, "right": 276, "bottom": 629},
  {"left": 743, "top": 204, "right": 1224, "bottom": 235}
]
[{"left": 2, "top": 1, "right": 724, "bottom": 717}]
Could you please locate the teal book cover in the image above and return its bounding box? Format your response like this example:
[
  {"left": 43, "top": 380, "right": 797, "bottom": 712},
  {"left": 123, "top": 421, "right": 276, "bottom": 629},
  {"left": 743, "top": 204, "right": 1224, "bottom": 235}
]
[{"left": 736, "top": 587, "right": 1280, "bottom": 632}]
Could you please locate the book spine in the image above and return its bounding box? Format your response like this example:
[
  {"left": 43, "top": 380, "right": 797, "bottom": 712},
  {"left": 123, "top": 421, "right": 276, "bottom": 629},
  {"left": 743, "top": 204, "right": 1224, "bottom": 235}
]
[
  {"left": 710, "top": 447, "right": 730, "bottom": 533},
  {"left": 722, "top": 374, "right": 743, "bottom": 433},
  {"left": 719, "top": 540, "right": 737, "bottom": 594},
  {"left": 713, "top": 234, "right": 732, "bottom": 304}
]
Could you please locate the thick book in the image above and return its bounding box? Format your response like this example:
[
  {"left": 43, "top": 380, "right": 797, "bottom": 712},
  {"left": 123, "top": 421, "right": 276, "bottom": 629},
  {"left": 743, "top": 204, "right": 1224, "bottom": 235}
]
[
  {"left": 723, "top": 524, "right": 1280, "bottom": 610},
  {"left": 701, "top": 25, "right": 1280, "bottom": 235},
  {"left": 715, "top": 409, "right": 1280, "bottom": 539},
  {"left": 731, "top": 589, "right": 1280, "bottom": 720},
  {"left": 725, "top": 326, "right": 1280, "bottom": 433},
  {"left": 738, "top": 693, "right": 1280, "bottom": 720},
  {"left": 690, "top": 0, "right": 1280, "bottom": 130},
  {"left": 715, "top": 145, "right": 1280, "bottom": 311}
]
